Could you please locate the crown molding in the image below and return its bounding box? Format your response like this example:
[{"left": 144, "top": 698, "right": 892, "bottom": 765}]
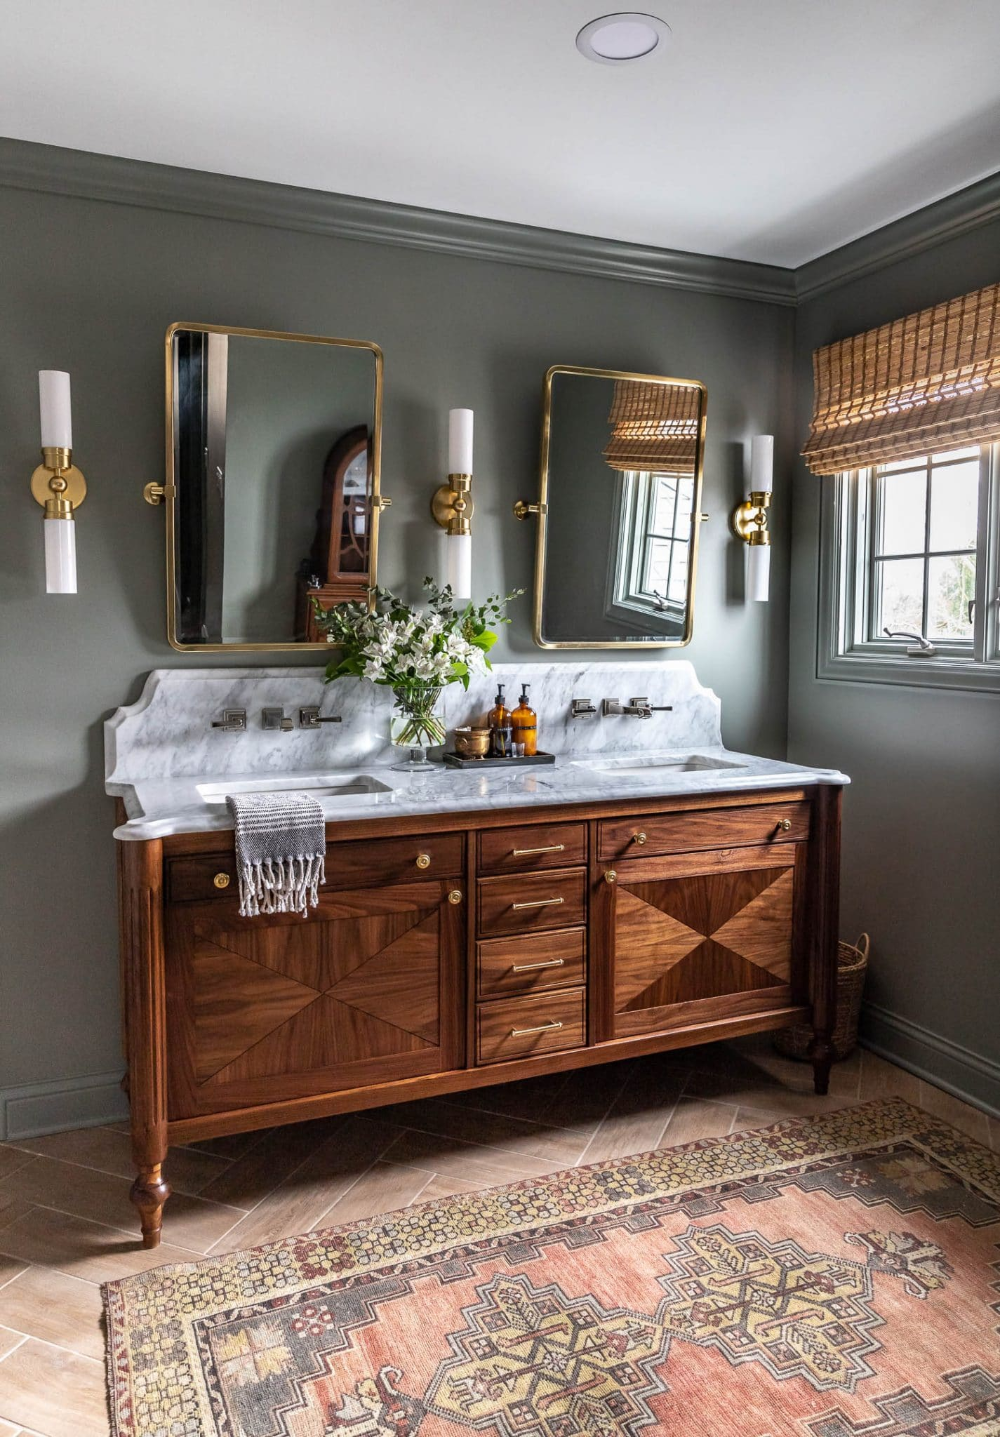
[
  {"left": 795, "top": 170, "right": 1000, "bottom": 302},
  {"left": 0, "top": 138, "right": 796, "bottom": 306},
  {"left": 3, "top": 138, "right": 996, "bottom": 310}
]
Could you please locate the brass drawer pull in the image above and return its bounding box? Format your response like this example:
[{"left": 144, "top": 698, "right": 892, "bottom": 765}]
[
  {"left": 511, "top": 843, "right": 565, "bottom": 856},
  {"left": 775, "top": 818, "right": 792, "bottom": 833},
  {"left": 511, "top": 896, "right": 565, "bottom": 910},
  {"left": 605, "top": 869, "right": 617, "bottom": 884},
  {"left": 632, "top": 831, "right": 647, "bottom": 846},
  {"left": 448, "top": 889, "right": 463, "bottom": 905},
  {"left": 213, "top": 872, "right": 231, "bottom": 889},
  {"left": 415, "top": 852, "right": 431, "bottom": 869},
  {"left": 509, "top": 1019, "right": 563, "bottom": 1037},
  {"left": 511, "top": 958, "right": 565, "bottom": 973}
]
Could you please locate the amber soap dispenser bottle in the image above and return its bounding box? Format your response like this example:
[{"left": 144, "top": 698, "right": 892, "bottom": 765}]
[
  {"left": 487, "top": 683, "right": 512, "bottom": 757},
  {"left": 511, "top": 684, "right": 538, "bottom": 756}
]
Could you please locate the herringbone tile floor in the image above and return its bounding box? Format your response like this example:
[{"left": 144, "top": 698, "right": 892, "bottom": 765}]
[{"left": 0, "top": 1036, "right": 994, "bottom": 1437}]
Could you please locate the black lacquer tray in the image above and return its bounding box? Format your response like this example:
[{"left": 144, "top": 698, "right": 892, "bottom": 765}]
[{"left": 442, "top": 750, "right": 556, "bottom": 768}]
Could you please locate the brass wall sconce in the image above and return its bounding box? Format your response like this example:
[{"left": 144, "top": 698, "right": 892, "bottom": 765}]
[
  {"left": 431, "top": 408, "right": 474, "bottom": 597},
  {"left": 31, "top": 371, "right": 87, "bottom": 593},
  {"left": 730, "top": 434, "right": 773, "bottom": 602}
]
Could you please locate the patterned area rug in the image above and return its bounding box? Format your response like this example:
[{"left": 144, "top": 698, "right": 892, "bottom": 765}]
[{"left": 104, "top": 1099, "right": 1000, "bottom": 1437}]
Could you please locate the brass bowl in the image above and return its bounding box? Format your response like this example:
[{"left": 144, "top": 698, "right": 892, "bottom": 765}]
[{"left": 454, "top": 726, "right": 491, "bottom": 758}]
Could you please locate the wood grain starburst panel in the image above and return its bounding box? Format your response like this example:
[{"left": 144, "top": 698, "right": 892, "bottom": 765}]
[
  {"left": 613, "top": 859, "right": 796, "bottom": 1039},
  {"left": 166, "top": 881, "right": 458, "bottom": 1117}
]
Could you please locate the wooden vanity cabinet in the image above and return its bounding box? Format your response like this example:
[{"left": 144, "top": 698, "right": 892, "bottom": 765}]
[{"left": 117, "top": 785, "right": 840, "bottom": 1247}]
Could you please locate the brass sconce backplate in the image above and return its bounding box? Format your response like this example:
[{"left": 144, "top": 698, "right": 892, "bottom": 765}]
[
  {"left": 31, "top": 449, "right": 87, "bottom": 513},
  {"left": 431, "top": 474, "right": 474, "bottom": 534}
]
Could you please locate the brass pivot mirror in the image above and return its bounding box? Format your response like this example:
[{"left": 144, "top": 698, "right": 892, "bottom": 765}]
[
  {"left": 516, "top": 365, "right": 707, "bottom": 648},
  {"left": 157, "top": 322, "right": 384, "bottom": 651}
]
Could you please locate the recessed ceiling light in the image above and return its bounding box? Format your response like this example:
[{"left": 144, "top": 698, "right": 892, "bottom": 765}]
[{"left": 576, "top": 12, "right": 671, "bottom": 64}]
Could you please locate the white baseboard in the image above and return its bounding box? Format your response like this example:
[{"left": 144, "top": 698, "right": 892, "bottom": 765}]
[
  {"left": 0, "top": 1070, "right": 129, "bottom": 1141},
  {"left": 861, "top": 1003, "right": 1000, "bottom": 1119}
]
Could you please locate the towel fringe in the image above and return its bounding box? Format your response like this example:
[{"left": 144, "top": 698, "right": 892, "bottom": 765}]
[{"left": 236, "top": 851, "right": 326, "bottom": 918}]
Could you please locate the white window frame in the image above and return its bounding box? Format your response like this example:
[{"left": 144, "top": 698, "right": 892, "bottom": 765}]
[{"left": 818, "top": 442, "right": 1000, "bottom": 692}]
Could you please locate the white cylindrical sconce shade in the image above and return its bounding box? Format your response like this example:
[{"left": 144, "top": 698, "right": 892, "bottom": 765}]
[
  {"left": 448, "top": 408, "right": 474, "bottom": 474},
  {"left": 44, "top": 517, "right": 77, "bottom": 593},
  {"left": 750, "top": 434, "right": 773, "bottom": 492},
  {"left": 747, "top": 542, "right": 770, "bottom": 602},
  {"left": 444, "top": 531, "right": 472, "bottom": 601},
  {"left": 39, "top": 370, "right": 73, "bottom": 449}
]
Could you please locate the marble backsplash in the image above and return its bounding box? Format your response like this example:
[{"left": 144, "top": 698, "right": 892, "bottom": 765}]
[{"left": 106, "top": 662, "right": 722, "bottom": 783}]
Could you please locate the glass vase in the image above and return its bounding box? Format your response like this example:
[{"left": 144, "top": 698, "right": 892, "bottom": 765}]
[{"left": 389, "top": 683, "right": 446, "bottom": 771}]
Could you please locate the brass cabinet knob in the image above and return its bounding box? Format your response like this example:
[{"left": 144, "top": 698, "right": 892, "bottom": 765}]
[
  {"left": 632, "top": 831, "right": 647, "bottom": 846},
  {"left": 448, "top": 889, "right": 463, "bottom": 905},
  {"left": 415, "top": 852, "right": 431, "bottom": 869},
  {"left": 776, "top": 818, "right": 792, "bottom": 832},
  {"left": 213, "top": 872, "right": 231, "bottom": 889},
  {"left": 605, "top": 869, "right": 617, "bottom": 884}
]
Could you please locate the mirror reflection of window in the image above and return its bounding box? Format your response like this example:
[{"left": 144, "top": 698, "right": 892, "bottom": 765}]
[
  {"left": 606, "top": 471, "right": 694, "bottom": 630},
  {"left": 537, "top": 368, "right": 705, "bottom": 648}
]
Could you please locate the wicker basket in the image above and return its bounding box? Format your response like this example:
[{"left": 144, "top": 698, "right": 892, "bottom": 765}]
[{"left": 773, "top": 933, "right": 870, "bottom": 1062}]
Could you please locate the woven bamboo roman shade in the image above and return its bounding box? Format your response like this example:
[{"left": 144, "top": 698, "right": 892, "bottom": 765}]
[
  {"left": 802, "top": 282, "right": 1000, "bottom": 475},
  {"left": 604, "top": 380, "right": 701, "bottom": 474}
]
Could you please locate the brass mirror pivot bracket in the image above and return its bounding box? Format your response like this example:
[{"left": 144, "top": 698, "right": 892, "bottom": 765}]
[
  {"left": 730, "top": 489, "right": 771, "bottom": 545},
  {"left": 512, "top": 500, "right": 548, "bottom": 521},
  {"left": 431, "top": 473, "right": 473, "bottom": 534},
  {"left": 31, "top": 447, "right": 87, "bottom": 517},
  {"left": 143, "top": 482, "right": 177, "bottom": 506}
]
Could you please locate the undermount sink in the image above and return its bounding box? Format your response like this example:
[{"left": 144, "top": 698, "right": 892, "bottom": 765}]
[
  {"left": 196, "top": 774, "right": 394, "bottom": 807},
  {"left": 572, "top": 754, "right": 746, "bottom": 776}
]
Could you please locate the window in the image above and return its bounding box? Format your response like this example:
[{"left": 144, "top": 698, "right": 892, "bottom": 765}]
[{"left": 819, "top": 442, "right": 1000, "bottom": 690}]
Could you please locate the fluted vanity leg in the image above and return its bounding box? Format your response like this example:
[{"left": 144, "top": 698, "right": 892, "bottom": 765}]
[
  {"left": 808, "top": 785, "right": 842, "bottom": 1097},
  {"left": 120, "top": 837, "right": 171, "bottom": 1248}
]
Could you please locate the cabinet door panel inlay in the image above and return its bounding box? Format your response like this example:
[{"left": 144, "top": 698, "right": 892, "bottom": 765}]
[
  {"left": 190, "top": 939, "right": 319, "bottom": 1083},
  {"left": 613, "top": 863, "right": 794, "bottom": 1030},
  {"left": 166, "top": 879, "right": 460, "bottom": 1116},
  {"left": 208, "top": 991, "right": 432, "bottom": 1087}
]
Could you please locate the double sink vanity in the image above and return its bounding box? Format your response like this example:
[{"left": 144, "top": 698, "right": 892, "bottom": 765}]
[{"left": 108, "top": 663, "right": 848, "bottom": 1247}]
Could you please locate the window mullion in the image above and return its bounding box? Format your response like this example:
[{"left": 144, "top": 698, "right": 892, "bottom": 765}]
[{"left": 920, "top": 455, "right": 932, "bottom": 638}]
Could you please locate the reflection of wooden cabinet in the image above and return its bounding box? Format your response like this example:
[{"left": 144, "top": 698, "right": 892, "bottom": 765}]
[
  {"left": 118, "top": 786, "right": 840, "bottom": 1247},
  {"left": 295, "top": 425, "right": 372, "bottom": 639}
]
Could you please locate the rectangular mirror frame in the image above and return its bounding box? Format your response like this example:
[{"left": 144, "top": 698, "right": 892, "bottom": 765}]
[
  {"left": 163, "top": 321, "right": 384, "bottom": 653},
  {"left": 530, "top": 364, "right": 707, "bottom": 649}
]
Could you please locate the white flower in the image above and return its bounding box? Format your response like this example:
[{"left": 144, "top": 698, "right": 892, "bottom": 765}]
[{"left": 362, "top": 657, "right": 384, "bottom": 681}]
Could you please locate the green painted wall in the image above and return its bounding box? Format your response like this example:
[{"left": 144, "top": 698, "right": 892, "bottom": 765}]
[
  {"left": 788, "top": 220, "right": 1000, "bottom": 1107},
  {"left": 0, "top": 155, "right": 794, "bottom": 1110}
]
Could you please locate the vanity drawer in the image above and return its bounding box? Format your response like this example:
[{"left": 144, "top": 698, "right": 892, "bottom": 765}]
[
  {"left": 167, "top": 832, "right": 463, "bottom": 902},
  {"left": 477, "top": 867, "right": 587, "bottom": 938},
  {"left": 598, "top": 801, "right": 811, "bottom": 861},
  {"left": 478, "top": 822, "right": 587, "bottom": 875},
  {"left": 325, "top": 833, "right": 464, "bottom": 887},
  {"left": 477, "top": 928, "right": 586, "bottom": 999},
  {"left": 476, "top": 987, "right": 587, "bottom": 1066}
]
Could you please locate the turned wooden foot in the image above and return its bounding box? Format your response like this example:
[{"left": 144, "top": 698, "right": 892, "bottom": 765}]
[
  {"left": 130, "top": 1164, "right": 171, "bottom": 1249},
  {"left": 809, "top": 1036, "right": 834, "bottom": 1096}
]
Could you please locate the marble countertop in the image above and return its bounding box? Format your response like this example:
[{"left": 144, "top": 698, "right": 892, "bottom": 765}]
[{"left": 109, "top": 747, "right": 850, "bottom": 842}]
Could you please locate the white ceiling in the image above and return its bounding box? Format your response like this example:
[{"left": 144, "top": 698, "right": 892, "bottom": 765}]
[{"left": 3, "top": 0, "right": 1000, "bottom": 268}]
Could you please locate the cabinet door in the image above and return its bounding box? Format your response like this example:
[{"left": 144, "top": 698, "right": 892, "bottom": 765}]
[
  {"left": 597, "top": 845, "right": 804, "bottom": 1041},
  {"left": 165, "top": 879, "right": 464, "bottom": 1118}
]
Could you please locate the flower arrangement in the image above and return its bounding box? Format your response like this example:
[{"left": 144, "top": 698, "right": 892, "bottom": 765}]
[{"left": 312, "top": 579, "right": 522, "bottom": 754}]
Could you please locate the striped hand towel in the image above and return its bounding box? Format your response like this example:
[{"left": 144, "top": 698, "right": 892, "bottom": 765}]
[{"left": 225, "top": 791, "right": 326, "bottom": 917}]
